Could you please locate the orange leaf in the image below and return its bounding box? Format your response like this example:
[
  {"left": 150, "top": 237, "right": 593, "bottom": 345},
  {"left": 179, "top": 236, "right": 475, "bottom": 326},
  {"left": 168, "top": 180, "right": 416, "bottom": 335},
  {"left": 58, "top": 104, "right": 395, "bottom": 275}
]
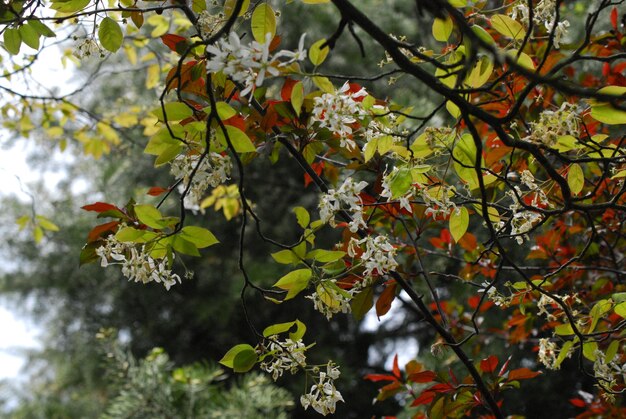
[
  {"left": 147, "top": 187, "right": 169, "bottom": 196},
  {"left": 82, "top": 202, "right": 119, "bottom": 213},
  {"left": 87, "top": 221, "right": 119, "bottom": 243},
  {"left": 376, "top": 282, "right": 397, "bottom": 318},
  {"left": 507, "top": 368, "right": 542, "bottom": 381},
  {"left": 408, "top": 371, "right": 436, "bottom": 383},
  {"left": 480, "top": 355, "right": 498, "bottom": 373}
]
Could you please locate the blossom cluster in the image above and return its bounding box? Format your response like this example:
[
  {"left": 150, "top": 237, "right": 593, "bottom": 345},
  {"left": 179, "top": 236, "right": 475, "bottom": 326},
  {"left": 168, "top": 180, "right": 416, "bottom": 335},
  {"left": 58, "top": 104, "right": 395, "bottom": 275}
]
[
  {"left": 524, "top": 102, "right": 579, "bottom": 147},
  {"left": 170, "top": 150, "right": 232, "bottom": 209},
  {"left": 511, "top": 0, "right": 570, "bottom": 48},
  {"left": 259, "top": 336, "right": 307, "bottom": 381},
  {"left": 318, "top": 177, "right": 368, "bottom": 232},
  {"left": 348, "top": 234, "right": 398, "bottom": 279},
  {"left": 537, "top": 337, "right": 572, "bottom": 369},
  {"left": 206, "top": 32, "right": 306, "bottom": 96},
  {"left": 306, "top": 281, "right": 354, "bottom": 320},
  {"left": 311, "top": 81, "right": 368, "bottom": 148},
  {"left": 196, "top": 10, "right": 223, "bottom": 39},
  {"left": 73, "top": 38, "right": 102, "bottom": 59},
  {"left": 95, "top": 235, "right": 181, "bottom": 290},
  {"left": 300, "top": 362, "right": 344, "bottom": 416}
]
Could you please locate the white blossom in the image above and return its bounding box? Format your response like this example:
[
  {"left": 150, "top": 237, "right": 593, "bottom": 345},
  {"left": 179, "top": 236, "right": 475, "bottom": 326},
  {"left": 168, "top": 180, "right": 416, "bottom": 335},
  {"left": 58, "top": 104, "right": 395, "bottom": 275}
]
[
  {"left": 300, "top": 362, "right": 344, "bottom": 416},
  {"left": 524, "top": 102, "right": 579, "bottom": 147},
  {"left": 307, "top": 281, "right": 354, "bottom": 320},
  {"left": 170, "top": 151, "right": 232, "bottom": 209},
  {"left": 348, "top": 234, "right": 398, "bottom": 279},
  {"left": 259, "top": 336, "right": 307, "bottom": 381},
  {"left": 73, "top": 38, "right": 102, "bottom": 59},
  {"left": 318, "top": 177, "right": 368, "bottom": 232},
  {"left": 206, "top": 32, "right": 306, "bottom": 96},
  {"left": 96, "top": 236, "right": 181, "bottom": 290},
  {"left": 511, "top": 0, "right": 570, "bottom": 49},
  {"left": 311, "top": 81, "right": 368, "bottom": 144},
  {"left": 510, "top": 210, "right": 543, "bottom": 244},
  {"left": 538, "top": 338, "right": 561, "bottom": 369}
]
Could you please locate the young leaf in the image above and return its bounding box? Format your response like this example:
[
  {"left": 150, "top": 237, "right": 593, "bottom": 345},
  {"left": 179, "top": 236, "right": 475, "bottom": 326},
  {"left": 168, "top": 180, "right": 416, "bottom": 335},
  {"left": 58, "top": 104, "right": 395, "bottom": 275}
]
[
  {"left": 180, "top": 226, "right": 219, "bottom": 248},
  {"left": 98, "top": 17, "right": 123, "bottom": 53},
  {"left": 251, "top": 3, "right": 276, "bottom": 43},
  {"left": 151, "top": 102, "right": 193, "bottom": 121},
  {"left": 216, "top": 125, "right": 256, "bottom": 153},
  {"left": 3, "top": 28, "right": 21, "bottom": 55},
  {"left": 273, "top": 269, "right": 312, "bottom": 300},
  {"left": 219, "top": 344, "right": 258, "bottom": 372},
  {"left": 449, "top": 207, "right": 469, "bottom": 243},
  {"left": 19, "top": 23, "right": 40, "bottom": 50},
  {"left": 134, "top": 204, "right": 165, "bottom": 229},
  {"left": 432, "top": 16, "right": 453, "bottom": 42},
  {"left": 290, "top": 81, "right": 304, "bottom": 116},
  {"left": 567, "top": 163, "right": 584, "bottom": 195},
  {"left": 490, "top": 14, "right": 525, "bottom": 40},
  {"left": 309, "top": 39, "right": 330, "bottom": 66},
  {"left": 292, "top": 206, "right": 310, "bottom": 228}
]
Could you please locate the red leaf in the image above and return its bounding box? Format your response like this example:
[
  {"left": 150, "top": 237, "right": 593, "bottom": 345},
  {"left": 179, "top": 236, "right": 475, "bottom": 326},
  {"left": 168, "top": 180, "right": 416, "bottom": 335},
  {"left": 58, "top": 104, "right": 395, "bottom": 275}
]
[
  {"left": 498, "top": 355, "right": 512, "bottom": 377},
  {"left": 82, "top": 202, "right": 119, "bottom": 213},
  {"left": 304, "top": 161, "right": 324, "bottom": 187},
  {"left": 364, "top": 374, "right": 398, "bottom": 383},
  {"left": 411, "top": 391, "right": 436, "bottom": 406},
  {"left": 87, "top": 221, "right": 119, "bottom": 243},
  {"left": 507, "top": 367, "right": 542, "bottom": 381},
  {"left": 569, "top": 398, "right": 586, "bottom": 408},
  {"left": 147, "top": 187, "right": 169, "bottom": 197},
  {"left": 161, "top": 34, "right": 187, "bottom": 52},
  {"left": 222, "top": 114, "right": 246, "bottom": 131},
  {"left": 392, "top": 354, "right": 401, "bottom": 379},
  {"left": 281, "top": 78, "right": 298, "bottom": 101},
  {"left": 376, "top": 282, "right": 397, "bottom": 318},
  {"left": 611, "top": 7, "right": 618, "bottom": 31},
  {"left": 408, "top": 371, "right": 436, "bottom": 383},
  {"left": 480, "top": 355, "right": 498, "bottom": 373}
]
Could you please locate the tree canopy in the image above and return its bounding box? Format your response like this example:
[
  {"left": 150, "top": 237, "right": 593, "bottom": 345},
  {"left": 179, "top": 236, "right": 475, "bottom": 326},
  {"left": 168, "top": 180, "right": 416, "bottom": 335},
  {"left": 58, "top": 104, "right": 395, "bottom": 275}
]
[{"left": 2, "top": 0, "right": 626, "bottom": 417}]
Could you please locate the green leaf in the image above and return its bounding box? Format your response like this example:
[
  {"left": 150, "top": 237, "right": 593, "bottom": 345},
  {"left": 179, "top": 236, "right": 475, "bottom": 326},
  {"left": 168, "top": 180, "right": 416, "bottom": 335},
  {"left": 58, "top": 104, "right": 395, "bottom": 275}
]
[
  {"left": 204, "top": 102, "right": 237, "bottom": 120},
  {"left": 251, "top": 3, "right": 276, "bottom": 43},
  {"left": 115, "top": 226, "right": 146, "bottom": 242},
  {"left": 363, "top": 137, "right": 378, "bottom": 162},
  {"left": 432, "top": 16, "right": 453, "bottom": 42},
  {"left": 590, "top": 86, "right": 626, "bottom": 125},
  {"left": 449, "top": 207, "right": 469, "bottom": 242},
  {"left": 154, "top": 144, "right": 183, "bottom": 167},
  {"left": 306, "top": 249, "right": 345, "bottom": 263},
  {"left": 452, "top": 134, "right": 480, "bottom": 189},
  {"left": 471, "top": 25, "right": 494, "bottom": 46},
  {"left": 152, "top": 102, "right": 194, "bottom": 122},
  {"left": 180, "top": 226, "right": 219, "bottom": 248},
  {"left": 606, "top": 340, "right": 619, "bottom": 362},
  {"left": 309, "top": 39, "right": 330, "bottom": 66},
  {"left": 465, "top": 55, "right": 493, "bottom": 88},
  {"left": 273, "top": 269, "right": 312, "bottom": 300},
  {"left": 19, "top": 23, "right": 40, "bottom": 50},
  {"left": 554, "top": 340, "right": 574, "bottom": 368},
  {"left": 16, "top": 215, "right": 30, "bottom": 230},
  {"left": 491, "top": 14, "right": 525, "bottom": 40},
  {"left": 216, "top": 125, "right": 256, "bottom": 153},
  {"left": 171, "top": 236, "right": 201, "bottom": 256},
  {"left": 291, "top": 81, "right": 304, "bottom": 116},
  {"left": 554, "top": 323, "right": 574, "bottom": 336},
  {"left": 3, "top": 28, "right": 21, "bottom": 55},
  {"left": 614, "top": 301, "right": 626, "bottom": 318},
  {"left": 389, "top": 167, "right": 412, "bottom": 199},
  {"left": 98, "top": 17, "right": 123, "bottom": 53},
  {"left": 582, "top": 341, "right": 598, "bottom": 362},
  {"left": 219, "top": 344, "right": 258, "bottom": 372},
  {"left": 567, "top": 163, "right": 584, "bottom": 195},
  {"left": 588, "top": 299, "right": 612, "bottom": 333},
  {"left": 35, "top": 215, "right": 59, "bottom": 231},
  {"left": 134, "top": 204, "right": 165, "bottom": 229},
  {"left": 28, "top": 20, "right": 56, "bottom": 38},
  {"left": 293, "top": 206, "right": 310, "bottom": 228},
  {"left": 271, "top": 249, "right": 301, "bottom": 264},
  {"left": 263, "top": 321, "right": 297, "bottom": 337},
  {"left": 351, "top": 287, "right": 374, "bottom": 320},
  {"left": 50, "top": 0, "right": 90, "bottom": 13}
]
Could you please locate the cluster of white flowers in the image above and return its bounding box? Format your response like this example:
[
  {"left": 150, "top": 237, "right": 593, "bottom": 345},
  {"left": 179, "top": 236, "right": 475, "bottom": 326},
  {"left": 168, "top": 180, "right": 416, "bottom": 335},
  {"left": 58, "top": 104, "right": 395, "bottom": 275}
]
[
  {"left": 511, "top": 0, "right": 570, "bottom": 48},
  {"left": 538, "top": 337, "right": 567, "bottom": 369},
  {"left": 318, "top": 177, "right": 368, "bottom": 232},
  {"left": 509, "top": 210, "right": 543, "bottom": 244},
  {"left": 422, "top": 186, "right": 457, "bottom": 218},
  {"left": 307, "top": 281, "right": 354, "bottom": 320},
  {"left": 348, "top": 234, "right": 398, "bottom": 279},
  {"left": 73, "top": 38, "right": 102, "bottom": 59},
  {"left": 481, "top": 283, "right": 511, "bottom": 307},
  {"left": 170, "top": 151, "right": 232, "bottom": 209},
  {"left": 300, "top": 362, "right": 344, "bottom": 416},
  {"left": 380, "top": 167, "right": 414, "bottom": 213},
  {"left": 311, "top": 81, "right": 368, "bottom": 147},
  {"left": 524, "top": 102, "right": 579, "bottom": 147},
  {"left": 592, "top": 350, "right": 625, "bottom": 396},
  {"left": 206, "top": 32, "right": 306, "bottom": 96},
  {"left": 96, "top": 235, "right": 181, "bottom": 290},
  {"left": 259, "top": 336, "right": 307, "bottom": 381}
]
